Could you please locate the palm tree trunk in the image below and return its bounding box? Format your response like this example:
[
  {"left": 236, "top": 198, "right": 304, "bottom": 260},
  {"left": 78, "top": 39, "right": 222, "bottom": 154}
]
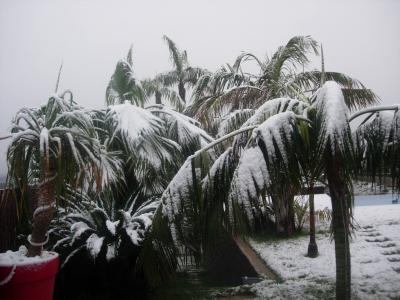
[
  {"left": 307, "top": 186, "right": 319, "bottom": 257},
  {"left": 272, "top": 187, "right": 295, "bottom": 237},
  {"left": 326, "top": 153, "right": 351, "bottom": 300},
  {"left": 178, "top": 81, "right": 186, "bottom": 103},
  {"left": 27, "top": 168, "right": 56, "bottom": 257},
  {"left": 155, "top": 91, "right": 162, "bottom": 105}
]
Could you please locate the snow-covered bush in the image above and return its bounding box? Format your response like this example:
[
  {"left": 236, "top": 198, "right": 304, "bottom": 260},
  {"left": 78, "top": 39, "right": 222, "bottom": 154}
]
[{"left": 50, "top": 190, "right": 160, "bottom": 265}]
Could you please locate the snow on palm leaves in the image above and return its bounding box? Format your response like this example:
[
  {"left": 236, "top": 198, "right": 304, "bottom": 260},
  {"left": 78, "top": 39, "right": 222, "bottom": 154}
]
[
  {"left": 51, "top": 190, "right": 160, "bottom": 264},
  {"left": 159, "top": 81, "right": 371, "bottom": 242},
  {"left": 8, "top": 94, "right": 122, "bottom": 189}
]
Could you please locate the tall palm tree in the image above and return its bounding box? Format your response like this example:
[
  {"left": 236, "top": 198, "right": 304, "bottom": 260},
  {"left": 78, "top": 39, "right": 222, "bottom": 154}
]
[
  {"left": 159, "top": 35, "right": 207, "bottom": 104},
  {"left": 187, "top": 36, "right": 379, "bottom": 241},
  {"left": 156, "top": 81, "right": 399, "bottom": 299},
  {"left": 7, "top": 93, "right": 121, "bottom": 256}
]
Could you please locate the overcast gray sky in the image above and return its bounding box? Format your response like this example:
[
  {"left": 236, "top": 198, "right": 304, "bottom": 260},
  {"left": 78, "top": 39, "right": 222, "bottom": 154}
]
[{"left": 0, "top": 0, "right": 399, "bottom": 176}]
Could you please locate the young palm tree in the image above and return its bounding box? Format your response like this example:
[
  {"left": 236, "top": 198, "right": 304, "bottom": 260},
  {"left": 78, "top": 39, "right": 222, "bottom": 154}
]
[
  {"left": 159, "top": 35, "right": 207, "bottom": 104},
  {"left": 7, "top": 93, "right": 121, "bottom": 256},
  {"left": 156, "top": 81, "right": 399, "bottom": 299}
]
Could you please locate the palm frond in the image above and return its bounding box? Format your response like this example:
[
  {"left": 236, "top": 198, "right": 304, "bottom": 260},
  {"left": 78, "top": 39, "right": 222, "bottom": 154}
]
[{"left": 163, "top": 35, "right": 184, "bottom": 76}]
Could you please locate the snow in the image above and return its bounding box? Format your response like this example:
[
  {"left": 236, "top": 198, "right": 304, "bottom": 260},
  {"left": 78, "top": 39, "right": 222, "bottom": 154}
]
[
  {"left": 106, "top": 220, "right": 119, "bottom": 236},
  {"left": 162, "top": 160, "right": 195, "bottom": 222},
  {"left": 314, "top": 81, "right": 349, "bottom": 152},
  {"left": 11, "top": 129, "right": 39, "bottom": 143},
  {"left": 86, "top": 233, "right": 104, "bottom": 259},
  {"left": 39, "top": 127, "right": 49, "bottom": 159},
  {"left": 70, "top": 221, "right": 91, "bottom": 244},
  {"left": 161, "top": 159, "right": 199, "bottom": 243},
  {"left": 252, "top": 111, "right": 296, "bottom": 164},
  {"left": 98, "top": 148, "right": 123, "bottom": 188},
  {"left": 0, "top": 246, "right": 57, "bottom": 267},
  {"left": 243, "top": 98, "right": 306, "bottom": 127},
  {"left": 106, "top": 243, "right": 116, "bottom": 261},
  {"left": 295, "top": 193, "right": 332, "bottom": 211},
  {"left": 217, "top": 109, "right": 254, "bottom": 137},
  {"left": 249, "top": 199, "right": 400, "bottom": 299},
  {"left": 108, "top": 101, "right": 161, "bottom": 145},
  {"left": 149, "top": 105, "right": 214, "bottom": 146},
  {"left": 66, "top": 132, "right": 81, "bottom": 166},
  {"left": 125, "top": 228, "right": 141, "bottom": 246},
  {"left": 231, "top": 147, "right": 269, "bottom": 218},
  {"left": 202, "top": 147, "right": 233, "bottom": 189}
]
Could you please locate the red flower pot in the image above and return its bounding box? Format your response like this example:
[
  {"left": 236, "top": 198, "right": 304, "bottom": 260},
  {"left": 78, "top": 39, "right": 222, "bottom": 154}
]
[{"left": 0, "top": 251, "right": 59, "bottom": 300}]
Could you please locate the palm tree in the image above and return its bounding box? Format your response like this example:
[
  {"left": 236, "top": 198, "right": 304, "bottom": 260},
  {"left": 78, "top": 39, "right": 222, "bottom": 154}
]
[
  {"left": 106, "top": 46, "right": 146, "bottom": 106},
  {"left": 159, "top": 35, "right": 207, "bottom": 104},
  {"left": 187, "top": 36, "right": 379, "bottom": 241},
  {"left": 6, "top": 93, "right": 121, "bottom": 256},
  {"left": 156, "top": 81, "right": 399, "bottom": 299}
]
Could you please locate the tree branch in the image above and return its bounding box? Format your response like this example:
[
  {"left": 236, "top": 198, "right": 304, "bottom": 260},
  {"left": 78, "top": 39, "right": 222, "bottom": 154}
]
[{"left": 349, "top": 105, "right": 399, "bottom": 122}]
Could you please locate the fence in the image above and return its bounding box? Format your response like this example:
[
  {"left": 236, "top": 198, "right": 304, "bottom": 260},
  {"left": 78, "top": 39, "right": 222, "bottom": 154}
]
[{"left": 0, "top": 189, "right": 16, "bottom": 252}]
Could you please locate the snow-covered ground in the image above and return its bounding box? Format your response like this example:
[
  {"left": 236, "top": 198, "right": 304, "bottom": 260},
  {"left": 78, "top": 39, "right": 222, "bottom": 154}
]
[{"left": 247, "top": 200, "right": 400, "bottom": 299}]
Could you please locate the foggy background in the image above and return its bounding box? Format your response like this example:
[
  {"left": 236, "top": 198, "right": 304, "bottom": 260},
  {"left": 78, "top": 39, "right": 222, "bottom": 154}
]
[{"left": 0, "top": 0, "right": 399, "bottom": 177}]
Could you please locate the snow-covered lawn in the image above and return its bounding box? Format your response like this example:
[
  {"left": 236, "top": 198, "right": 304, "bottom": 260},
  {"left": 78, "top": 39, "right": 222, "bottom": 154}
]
[{"left": 248, "top": 199, "right": 400, "bottom": 300}]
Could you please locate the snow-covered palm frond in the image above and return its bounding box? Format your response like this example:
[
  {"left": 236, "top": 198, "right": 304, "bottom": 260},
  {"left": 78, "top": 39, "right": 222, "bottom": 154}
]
[
  {"left": 148, "top": 104, "right": 214, "bottom": 155},
  {"left": 244, "top": 98, "right": 308, "bottom": 127},
  {"left": 229, "top": 147, "right": 270, "bottom": 221},
  {"left": 104, "top": 102, "right": 183, "bottom": 197},
  {"left": 229, "top": 112, "right": 299, "bottom": 222},
  {"left": 217, "top": 109, "right": 255, "bottom": 137},
  {"left": 354, "top": 110, "right": 400, "bottom": 187},
  {"left": 313, "top": 81, "right": 352, "bottom": 154},
  {"left": 107, "top": 102, "right": 162, "bottom": 147},
  {"left": 161, "top": 159, "right": 201, "bottom": 245},
  {"left": 231, "top": 98, "right": 308, "bottom": 151}
]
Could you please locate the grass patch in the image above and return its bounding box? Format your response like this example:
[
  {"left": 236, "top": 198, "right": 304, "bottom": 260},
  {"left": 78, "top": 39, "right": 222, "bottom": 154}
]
[{"left": 303, "top": 279, "right": 335, "bottom": 299}]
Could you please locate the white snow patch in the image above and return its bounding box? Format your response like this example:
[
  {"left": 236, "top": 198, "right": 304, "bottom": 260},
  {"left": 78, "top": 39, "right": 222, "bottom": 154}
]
[
  {"left": 106, "top": 220, "right": 119, "bottom": 236},
  {"left": 109, "top": 102, "right": 160, "bottom": 143},
  {"left": 249, "top": 200, "right": 400, "bottom": 299},
  {"left": 86, "top": 233, "right": 104, "bottom": 259},
  {"left": 231, "top": 147, "right": 269, "bottom": 218},
  {"left": 0, "top": 246, "right": 57, "bottom": 267}
]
